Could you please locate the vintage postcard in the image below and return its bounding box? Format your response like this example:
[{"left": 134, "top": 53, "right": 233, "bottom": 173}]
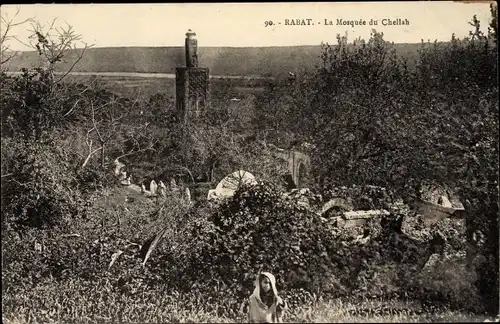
[{"left": 1, "top": 2, "right": 498, "bottom": 323}]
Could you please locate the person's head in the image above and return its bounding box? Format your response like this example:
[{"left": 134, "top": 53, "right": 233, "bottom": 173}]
[{"left": 260, "top": 274, "right": 272, "bottom": 293}]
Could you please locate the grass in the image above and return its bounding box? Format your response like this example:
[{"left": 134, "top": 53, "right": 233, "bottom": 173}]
[
  {"left": 288, "top": 299, "right": 493, "bottom": 323},
  {"left": 3, "top": 285, "right": 493, "bottom": 324},
  {"left": 2, "top": 184, "right": 494, "bottom": 324},
  {"left": 1, "top": 193, "right": 495, "bottom": 324}
]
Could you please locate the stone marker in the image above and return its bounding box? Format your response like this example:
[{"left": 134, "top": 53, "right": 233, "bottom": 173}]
[
  {"left": 150, "top": 180, "right": 158, "bottom": 196},
  {"left": 159, "top": 181, "right": 167, "bottom": 197}
]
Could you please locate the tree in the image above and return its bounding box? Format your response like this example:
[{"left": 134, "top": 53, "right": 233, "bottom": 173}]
[
  {"left": 78, "top": 89, "right": 156, "bottom": 169},
  {"left": 256, "top": 30, "right": 410, "bottom": 190},
  {"left": 25, "top": 18, "right": 92, "bottom": 85},
  {"left": 1, "top": 15, "right": 95, "bottom": 141},
  {"left": 409, "top": 13, "right": 498, "bottom": 314},
  {"left": 1, "top": 18, "right": 108, "bottom": 228},
  {"left": 488, "top": 3, "right": 497, "bottom": 47},
  {"left": 0, "top": 7, "right": 32, "bottom": 66}
]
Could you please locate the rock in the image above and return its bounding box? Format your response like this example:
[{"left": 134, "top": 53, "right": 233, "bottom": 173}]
[
  {"left": 113, "top": 159, "right": 125, "bottom": 177},
  {"left": 170, "top": 178, "right": 177, "bottom": 190}
]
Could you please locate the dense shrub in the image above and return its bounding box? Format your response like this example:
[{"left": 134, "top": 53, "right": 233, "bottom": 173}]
[
  {"left": 137, "top": 182, "right": 474, "bottom": 315},
  {"left": 152, "top": 182, "right": 337, "bottom": 311},
  {"left": 1, "top": 167, "right": 479, "bottom": 320},
  {"left": 1, "top": 186, "right": 189, "bottom": 295},
  {"left": 399, "top": 251, "right": 479, "bottom": 312},
  {"left": 1, "top": 139, "right": 88, "bottom": 228}
]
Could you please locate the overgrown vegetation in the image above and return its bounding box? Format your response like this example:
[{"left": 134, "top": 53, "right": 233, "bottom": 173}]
[
  {"left": 253, "top": 7, "right": 498, "bottom": 315},
  {"left": 1, "top": 4, "right": 498, "bottom": 323}
]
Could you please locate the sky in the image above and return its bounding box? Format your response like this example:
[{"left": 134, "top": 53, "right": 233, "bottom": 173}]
[{"left": 0, "top": 2, "right": 495, "bottom": 51}]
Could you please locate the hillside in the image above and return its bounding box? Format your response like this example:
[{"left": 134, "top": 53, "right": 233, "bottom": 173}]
[{"left": 3, "top": 43, "right": 424, "bottom": 76}]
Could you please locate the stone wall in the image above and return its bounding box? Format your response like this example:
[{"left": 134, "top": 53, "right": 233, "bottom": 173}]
[{"left": 263, "top": 144, "right": 312, "bottom": 188}]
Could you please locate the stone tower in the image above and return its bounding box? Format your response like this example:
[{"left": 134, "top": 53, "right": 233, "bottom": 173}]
[{"left": 175, "top": 30, "right": 210, "bottom": 124}]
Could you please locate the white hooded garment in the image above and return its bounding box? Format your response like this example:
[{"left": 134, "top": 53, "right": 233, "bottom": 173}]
[{"left": 247, "top": 272, "right": 286, "bottom": 323}]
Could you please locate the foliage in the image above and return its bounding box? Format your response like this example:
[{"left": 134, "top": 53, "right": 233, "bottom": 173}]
[
  {"left": 1, "top": 69, "right": 69, "bottom": 140},
  {"left": 3, "top": 279, "right": 487, "bottom": 324},
  {"left": 408, "top": 257, "right": 482, "bottom": 313},
  {"left": 136, "top": 182, "right": 476, "bottom": 315},
  {"left": 1, "top": 7, "right": 498, "bottom": 323},
  {"left": 253, "top": 12, "right": 498, "bottom": 315},
  {"left": 1, "top": 139, "right": 89, "bottom": 228},
  {"left": 1, "top": 175, "right": 479, "bottom": 322},
  {"left": 410, "top": 15, "right": 498, "bottom": 313}
]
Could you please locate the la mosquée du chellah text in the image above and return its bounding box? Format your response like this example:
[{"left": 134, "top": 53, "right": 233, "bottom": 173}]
[{"left": 264, "top": 18, "right": 410, "bottom": 27}]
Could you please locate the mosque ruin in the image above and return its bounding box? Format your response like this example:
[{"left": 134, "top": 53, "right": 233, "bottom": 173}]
[
  {"left": 175, "top": 29, "right": 210, "bottom": 124},
  {"left": 174, "top": 30, "right": 312, "bottom": 191}
]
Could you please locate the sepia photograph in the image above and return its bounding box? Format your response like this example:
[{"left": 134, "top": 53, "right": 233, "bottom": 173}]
[{"left": 1, "top": 2, "right": 498, "bottom": 323}]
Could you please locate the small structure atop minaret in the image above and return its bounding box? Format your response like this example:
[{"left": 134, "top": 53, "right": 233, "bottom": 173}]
[
  {"left": 175, "top": 29, "right": 210, "bottom": 125},
  {"left": 185, "top": 29, "right": 198, "bottom": 68}
]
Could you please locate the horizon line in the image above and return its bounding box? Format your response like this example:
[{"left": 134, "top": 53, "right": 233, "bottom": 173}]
[{"left": 6, "top": 40, "right": 455, "bottom": 53}]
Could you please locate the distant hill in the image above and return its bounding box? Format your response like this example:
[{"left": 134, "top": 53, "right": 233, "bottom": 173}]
[{"left": 3, "top": 43, "right": 425, "bottom": 76}]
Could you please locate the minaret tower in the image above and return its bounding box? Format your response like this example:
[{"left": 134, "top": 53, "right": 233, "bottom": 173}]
[{"left": 175, "top": 29, "right": 210, "bottom": 124}]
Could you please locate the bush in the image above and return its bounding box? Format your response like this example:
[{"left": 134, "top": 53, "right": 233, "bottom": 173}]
[
  {"left": 160, "top": 182, "right": 336, "bottom": 308},
  {"left": 146, "top": 181, "right": 474, "bottom": 315},
  {"left": 408, "top": 258, "right": 482, "bottom": 313},
  {"left": 1, "top": 184, "right": 191, "bottom": 298},
  {"left": 1, "top": 177, "right": 480, "bottom": 319},
  {"left": 1, "top": 139, "right": 88, "bottom": 228}
]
